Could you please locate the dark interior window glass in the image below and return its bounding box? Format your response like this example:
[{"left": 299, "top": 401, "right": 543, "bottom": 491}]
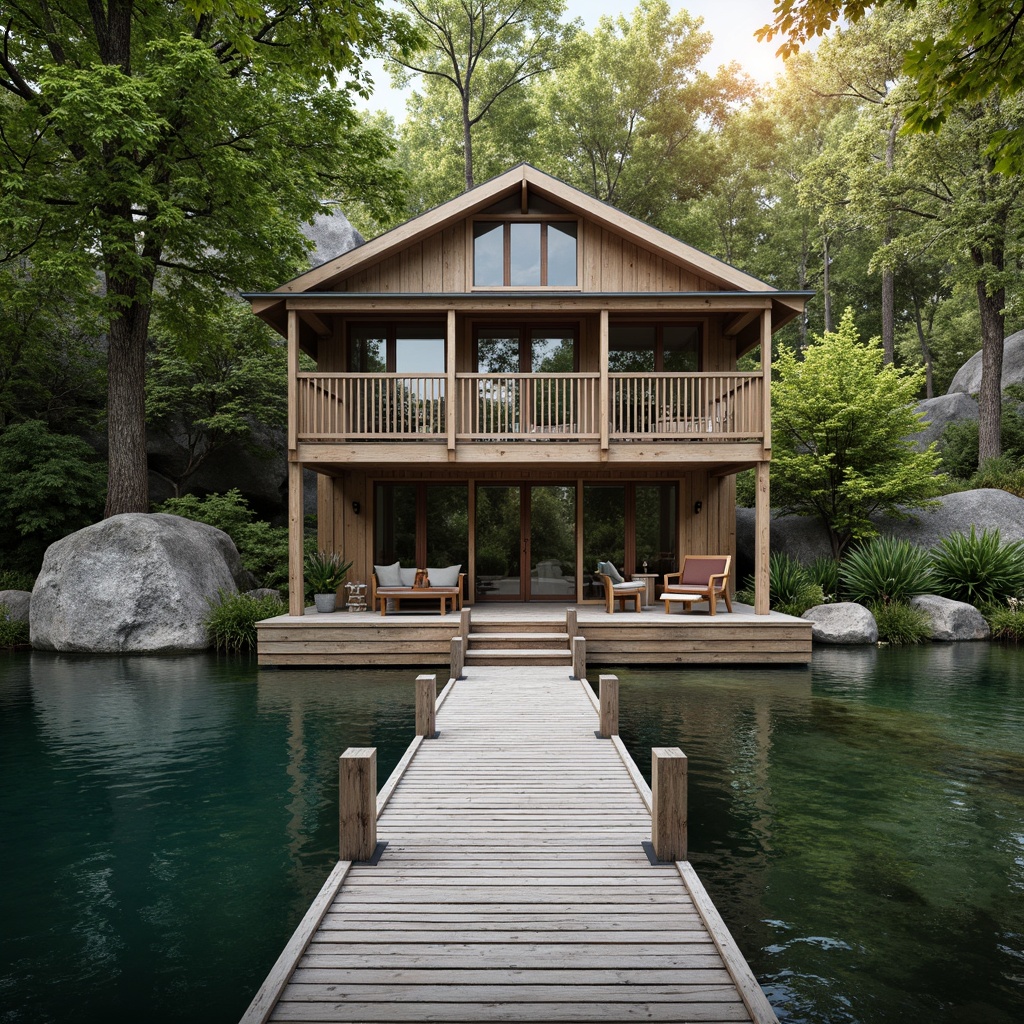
[
  {"left": 609, "top": 326, "right": 656, "bottom": 372},
  {"left": 547, "top": 222, "right": 577, "bottom": 287},
  {"left": 663, "top": 325, "right": 700, "bottom": 371},
  {"left": 473, "top": 222, "right": 503, "bottom": 286}
]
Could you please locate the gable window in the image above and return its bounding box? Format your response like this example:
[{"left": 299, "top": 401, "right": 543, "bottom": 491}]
[{"left": 473, "top": 221, "right": 578, "bottom": 288}]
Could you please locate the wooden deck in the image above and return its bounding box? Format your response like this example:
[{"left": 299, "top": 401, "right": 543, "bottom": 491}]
[
  {"left": 241, "top": 666, "right": 779, "bottom": 1024},
  {"left": 256, "top": 602, "right": 812, "bottom": 668}
]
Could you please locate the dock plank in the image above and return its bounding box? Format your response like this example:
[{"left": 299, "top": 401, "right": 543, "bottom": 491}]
[{"left": 242, "top": 666, "right": 778, "bottom": 1024}]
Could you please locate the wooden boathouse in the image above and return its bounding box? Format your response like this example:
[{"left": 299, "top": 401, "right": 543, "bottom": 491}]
[
  {"left": 241, "top": 666, "right": 781, "bottom": 1023},
  {"left": 245, "top": 164, "right": 814, "bottom": 665}
]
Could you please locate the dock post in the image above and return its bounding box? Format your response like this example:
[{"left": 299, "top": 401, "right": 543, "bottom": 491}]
[
  {"left": 460, "top": 606, "right": 471, "bottom": 641},
  {"left": 598, "top": 674, "right": 619, "bottom": 737},
  {"left": 566, "top": 608, "right": 577, "bottom": 641},
  {"left": 416, "top": 673, "right": 437, "bottom": 737},
  {"left": 572, "top": 635, "right": 586, "bottom": 679},
  {"left": 651, "top": 747, "right": 687, "bottom": 862},
  {"left": 450, "top": 636, "right": 464, "bottom": 679},
  {"left": 339, "top": 747, "right": 377, "bottom": 862}
]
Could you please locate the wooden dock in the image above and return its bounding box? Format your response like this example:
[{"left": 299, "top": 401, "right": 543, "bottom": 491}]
[{"left": 241, "top": 666, "right": 779, "bottom": 1024}]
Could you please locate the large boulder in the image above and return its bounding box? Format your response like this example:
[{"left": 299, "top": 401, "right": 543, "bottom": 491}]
[
  {"left": 910, "top": 594, "right": 990, "bottom": 641},
  {"left": 947, "top": 328, "right": 1024, "bottom": 394},
  {"left": 801, "top": 602, "right": 878, "bottom": 644},
  {"left": 908, "top": 392, "right": 979, "bottom": 450},
  {"left": 30, "top": 514, "right": 252, "bottom": 653},
  {"left": 0, "top": 590, "right": 31, "bottom": 623},
  {"left": 304, "top": 204, "right": 365, "bottom": 268}
]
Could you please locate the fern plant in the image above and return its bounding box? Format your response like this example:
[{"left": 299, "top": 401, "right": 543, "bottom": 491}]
[
  {"left": 840, "top": 536, "right": 934, "bottom": 606},
  {"left": 930, "top": 527, "right": 1024, "bottom": 607}
]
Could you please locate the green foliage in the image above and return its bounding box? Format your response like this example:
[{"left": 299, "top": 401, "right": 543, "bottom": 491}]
[
  {"left": 155, "top": 490, "right": 290, "bottom": 591},
  {"left": 840, "top": 536, "right": 935, "bottom": 606},
  {"left": 939, "top": 400, "right": 1024, "bottom": 479},
  {"left": 735, "top": 469, "right": 755, "bottom": 508},
  {"left": 304, "top": 551, "right": 353, "bottom": 595},
  {"left": 987, "top": 602, "right": 1024, "bottom": 643},
  {"left": 0, "top": 604, "right": 31, "bottom": 649},
  {"left": 807, "top": 556, "right": 842, "bottom": 602},
  {"left": 969, "top": 458, "right": 1024, "bottom": 499},
  {"left": 870, "top": 600, "right": 932, "bottom": 645},
  {"left": 204, "top": 590, "right": 287, "bottom": 653},
  {"left": 0, "top": 569, "right": 36, "bottom": 592},
  {"left": 738, "top": 553, "right": 823, "bottom": 616},
  {"left": 772, "top": 309, "right": 943, "bottom": 557},
  {"left": 930, "top": 527, "right": 1024, "bottom": 606},
  {"left": 0, "top": 421, "right": 107, "bottom": 573}
]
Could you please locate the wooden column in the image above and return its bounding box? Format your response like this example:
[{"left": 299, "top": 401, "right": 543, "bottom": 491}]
[
  {"left": 446, "top": 308, "right": 456, "bottom": 454},
  {"left": 598, "top": 674, "right": 618, "bottom": 737},
  {"left": 754, "top": 461, "right": 770, "bottom": 615},
  {"left": 565, "top": 608, "right": 578, "bottom": 642},
  {"left": 652, "top": 747, "right": 687, "bottom": 862},
  {"left": 416, "top": 674, "right": 437, "bottom": 737},
  {"left": 450, "top": 637, "right": 464, "bottom": 680},
  {"left": 761, "top": 308, "right": 772, "bottom": 451},
  {"left": 599, "top": 308, "right": 609, "bottom": 453},
  {"left": 288, "top": 460, "right": 304, "bottom": 617},
  {"left": 339, "top": 747, "right": 377, "bottom": 862},
  {"left": 287, "top": 308, "right": 299, "bottom": 452}
]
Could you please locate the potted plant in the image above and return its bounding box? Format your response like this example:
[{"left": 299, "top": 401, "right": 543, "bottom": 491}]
[{"left": 305, "top": 551, "right": 353, "bottom": 613}]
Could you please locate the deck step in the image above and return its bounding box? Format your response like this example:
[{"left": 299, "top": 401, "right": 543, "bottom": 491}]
[
  {"left": 467, "top": 631, "right": 569, "bottom": 651},
  {"left": 464, "top": 648, "right": 573, "bottom": 666}
]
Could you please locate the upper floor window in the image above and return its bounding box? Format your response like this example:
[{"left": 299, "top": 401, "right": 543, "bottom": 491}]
[
  {"left": 609, "top": 324, "right": 701, "bottom": 372},
  {"left": 473, "top": 220, "right": 578, "bottom": 288},
  {"left": 349, "top": 323, "right": 445, "bottom": 373}
]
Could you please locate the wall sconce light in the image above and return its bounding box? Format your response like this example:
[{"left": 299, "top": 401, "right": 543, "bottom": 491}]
[
  {"left": 694, "top": 500, "right": 703, "bottom": 515},
  {"left": 352, "top": 501, "right": 361, "bottom": 515}
]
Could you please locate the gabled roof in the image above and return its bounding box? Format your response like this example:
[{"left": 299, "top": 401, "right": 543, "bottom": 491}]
[{"left": 272, "top": 164, "right": 775, "bottom": 296}]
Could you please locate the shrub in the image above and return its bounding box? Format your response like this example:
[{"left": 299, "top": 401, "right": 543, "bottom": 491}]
[
  {"left": 0, "top": 604, "right": 31, "bottom": 649},
  {"left": 735, "top": 468, "right": 755, "bottom": 508},
  {"left": 807, "top": 556, "right": 841, "bottom": 602},
  {"left": 770, "top": 553, "right": 824, "bottom": 616},
  {"left": 870, "top": 601, "right": 931, "bottom": 645},
  {"left": 205, "top": 590, "right": 286, "bottom": 653},
  {"left": 988, "top": 603, "right": 1024, "bottom": 643},
  {"left": 840, "top": 536, "right": 934, "bottom": 605},
  {"left": 930, "top": 527, "right": 1024, "bottom": 606},
  {"left": 969, "top": 457, "right": 1024, "bottom": 499},
  {"left": 0, "top": 569, "right": 36, "bottom": 592}
]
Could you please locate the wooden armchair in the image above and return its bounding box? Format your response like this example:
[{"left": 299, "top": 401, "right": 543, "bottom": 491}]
[
  {"left": 662, "top": 555, "right": 733, "bottom": 616},
  {"left": 596, "top": 560, "right": 646, "bottom": 613}
]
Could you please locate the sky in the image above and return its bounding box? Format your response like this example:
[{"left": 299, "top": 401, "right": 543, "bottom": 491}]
[{"left": 359, "top": 0, "right": 789, "bottom": 119}]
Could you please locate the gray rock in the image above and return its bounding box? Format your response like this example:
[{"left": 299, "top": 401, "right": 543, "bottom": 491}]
[
  {"left": 0, "top": 590, "right": 31, "bottom": 622},
  {"left": 245, "top": 588, "right": 282, "bottom": 601},
  {"left": 908, "top": 392, "right": 979, "bottom": 450},
  {"left": 304, "top": 204, "right": 364, "bottom": 268},
  {"left": 737, "top": 489, "right": 1024, "bottom": 569},
  {"left": 947, "top": 328, "right": 1024, "bottom": 394},
  {"left": 30, "top": 513, "right": 251, "bottom": 653},
  {"left": 910, "top": 594, "right": 990, "bottom": 641},
  {"left": 801, "top": 602, "right": 879, "bottom": 644}
]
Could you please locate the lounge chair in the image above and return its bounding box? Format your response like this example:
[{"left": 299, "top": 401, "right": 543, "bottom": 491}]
[
  {"left": 662, "top": 555, "right": 732, "bottom": 616},
  {"left": 596, "top": 560, "right": 646, "bottom": 613}
]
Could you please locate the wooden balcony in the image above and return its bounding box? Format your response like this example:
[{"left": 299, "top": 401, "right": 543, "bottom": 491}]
[{"left": 296, "top": 371, "right": 765, "bottom": 449}]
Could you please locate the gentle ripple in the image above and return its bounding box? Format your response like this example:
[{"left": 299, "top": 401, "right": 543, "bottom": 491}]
[{"left": 2, "top": 644, "right": 1024, "bottom": 1023}]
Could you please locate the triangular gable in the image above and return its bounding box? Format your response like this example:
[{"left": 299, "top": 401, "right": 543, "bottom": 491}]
[{"left": 274, "top": 164, "right": 774, "bottom": 296}]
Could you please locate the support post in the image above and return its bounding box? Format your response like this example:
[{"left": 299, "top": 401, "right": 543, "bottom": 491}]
[
  {"left": 565, "top": 608, "right": 578, "bottom": 642},
  {"left": 339, "top": 747, "right": 377, "bottom": 862},
  {"left": 287, "top": 460, "right": 304, "bottom": 617},
  {"left": 754, "top": 460, "right": 770, "bottom": 615},
  {"left": 460, "top": 606, "right": 471, "bottom": 642},
  {"left": 598, "top": 674, "right": 619, "bottom": 737},
  {"left": 572, "top": 635, "right": 586, "bottom": 680},
  {"left": 416, "top": 674, "right": 437, "bottom": 737},
  {"left": 652, "top": 747, "right": 687, "bottom": 862},
  {"left": 450, "top": 636, "right": 464, "bottom": 680}
]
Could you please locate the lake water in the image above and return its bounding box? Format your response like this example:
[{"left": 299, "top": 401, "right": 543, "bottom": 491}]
[{"left": 1, "top": 645, "right": 1022, "bottom": 1023}]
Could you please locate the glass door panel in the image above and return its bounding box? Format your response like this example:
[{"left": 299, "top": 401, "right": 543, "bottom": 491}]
[
  {"left": 529, "top": 485, "right": 576, "bottom": 601},
  {"left": 583, "top": 485, "right": 626, "bottom": 601},
  {"left": 475, "top": 486, "right": 523, "bottom": 600},
  {"left": 634, "top": 484, "right": 678, "bottom": 582}
]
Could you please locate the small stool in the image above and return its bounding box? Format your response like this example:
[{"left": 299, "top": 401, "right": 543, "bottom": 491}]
[{"left": 345, "top": 581, "right": 368, "bottom": 612}]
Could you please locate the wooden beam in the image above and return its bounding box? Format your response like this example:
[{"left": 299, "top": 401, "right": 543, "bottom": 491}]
[
  {"left": 761, "top": 309, "right": 772, "bottom": 451},
  {"left": 446, "top": 308, "right": 457, "bottom": 452},
  {"left": 723, "top": 310, "right": 759, "bottom": 336},
  {"left": 288, "top": 460, "right": 305, "bottom": 617},
  {"left": 754, "top": 461, "right": 770, "bottom": 616},
  {"left": 287, "top": 310, "right": 299, "bottom": 451},
  {"left": 599, "top": 309, "right": 609, "bottom": 452},
  {"left": 299, "top": 310, "right": 330, "bottom": 337}
]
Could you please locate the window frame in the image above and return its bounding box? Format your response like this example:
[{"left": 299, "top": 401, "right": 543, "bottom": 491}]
[
  {"left": 346, "top": 320, "right": 448, "bottom": 373},
  {"left": 470, "top": 216, "right": 581, "bottom": 290}
]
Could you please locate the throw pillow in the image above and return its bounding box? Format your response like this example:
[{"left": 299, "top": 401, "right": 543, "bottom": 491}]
[
  {"left": 374, "top": 561, "right": 402, "bottom": 587},
  {"left": 399, "top": 567, "right": 418, "bottom": 587},
  {"left": 606, "top": 562, "right": 625, "bottom": 584},
  {"left": 428, "top": 564, "right": 461, "bottom": 587}
]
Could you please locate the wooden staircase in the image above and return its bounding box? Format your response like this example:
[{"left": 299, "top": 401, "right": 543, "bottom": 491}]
[{"left": 464, "top": 618, "right": 573, "bottom": 668}]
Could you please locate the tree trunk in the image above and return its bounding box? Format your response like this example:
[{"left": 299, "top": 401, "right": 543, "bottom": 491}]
[
  {"left": 975, "top": 261, "right": 1005, "bottom": 467},
  {"left": 881, "top": 116, "right": 897, "bottom": 365},
  {"left": 912, "top": 294, "right": 934, "bottom": 400},
  {"left": 104, "top": 284, "right": 152, "bottom": 517},
  {"left": 462, "top": 93, "right": 474, "bottom": 191},
  {"left": 822, "top": 233, "right": 832, "bottom": 333}
]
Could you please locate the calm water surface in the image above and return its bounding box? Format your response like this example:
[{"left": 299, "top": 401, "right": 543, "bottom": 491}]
[{"left": 1, "top": 644, "right": 1023, "bottom": 1023}]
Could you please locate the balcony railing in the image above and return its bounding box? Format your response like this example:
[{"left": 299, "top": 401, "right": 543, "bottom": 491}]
[{"left": 296, "top": 372, "right": 763, "bottom": 443}]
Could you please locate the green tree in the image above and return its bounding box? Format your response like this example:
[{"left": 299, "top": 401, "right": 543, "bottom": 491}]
[
  {"left": 757, "top": 0, "right": 1024, "bottom": 172},
  {"left": 532, "top": 0, "right": 747, "bottom": 229},
  {"left": 390, "top": 0, "right": 573, "bottom": 192},
  {"left": 0, "top": 420, "right": 107, "bottom": 573},
  {"left": 772, "top": 308, "right": 942, "bottom": 557},
  {"left": 0, "top": 1, "right": 414, "bottom": 517},
  {"left": 146, "top": 297, "right": 287, "bottom": 497}
]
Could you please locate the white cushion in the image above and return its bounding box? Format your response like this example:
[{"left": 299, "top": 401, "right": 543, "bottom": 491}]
[
  {"left": 597, "top": 560, "right": 625, "bottom": 584},
  {"left": 612, "top": 580, "right": 645, "bottom": 591},
  {"left": 427, "top": 564, "right": 461, "bottom": 587},
  {"left": 399, "top": 567, "right": 418, "bottom": 587},
  {"left": 374, "top": 561, "right": 402, "bottom": 587}
]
